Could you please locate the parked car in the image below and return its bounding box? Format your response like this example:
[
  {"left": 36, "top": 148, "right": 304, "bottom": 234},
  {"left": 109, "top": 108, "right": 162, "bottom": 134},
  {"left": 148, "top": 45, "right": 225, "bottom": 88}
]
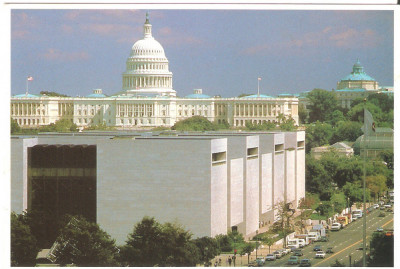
[
  {"left": 256, "top": 257, "right": 265, "bottom": 266},
  {"left": 285, "top": 248, "right": 292, "bottom": 254},
  {"left": 299, "top": 258, "right": 311, "bottom": 267},
  {"left": 278, "top": 249, "right": 287, "bottom": 256},
  {"left": 313, "top": 245, "right": 322, "bottom": 251},
  {"left": 315, "top": 251, "right": 326, "bottom": 258},
  {"left": 293, "top": 249, "right": 303, "bottom": 256},
  {"left": 248, "top": 260, "right": 258, "bottom": 267},
  {"left": 265, "top": 253, "right": 276, "bottom": 261},
  {"left": 273, "top": 251, "right": 282, "bottom": 259},
  {"left": 326, "top": 247, "right": 334, "bottom": 254},
  {"left": 376, "top": 227, "right": 384, "bottom": 232},
  {"left": 287, "top": 256, "right": 299, "bottom": 265},
  {"left": 379, "top": 212, "right": 386, "bottom": 217},
  {"left": 386, "top": 208, "right": 393, "bottom": 213},
  {"left": 372, "top": 204, "right": 379, "bottom": 209},
  {"left": 384, "top": 204, "right": 392, "bottom": 208}
]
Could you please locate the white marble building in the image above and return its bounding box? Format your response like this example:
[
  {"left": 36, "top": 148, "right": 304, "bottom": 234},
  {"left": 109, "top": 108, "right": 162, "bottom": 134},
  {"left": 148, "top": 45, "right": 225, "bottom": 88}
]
[
  {"left": 11, "top": 131, "right": 305, "bottom": 244},
  {"left": 11, "top": 14, "right": 299, "bottom": 129}
]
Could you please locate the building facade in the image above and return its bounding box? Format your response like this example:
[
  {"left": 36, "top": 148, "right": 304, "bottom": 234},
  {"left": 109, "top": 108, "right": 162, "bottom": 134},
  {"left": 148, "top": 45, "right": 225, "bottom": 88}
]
[
  {"left": 11, "top": 14, "right": 299, "bottom": 129},
  {"left": 11, "top": 131, "right": 305, "bottom": 244}
]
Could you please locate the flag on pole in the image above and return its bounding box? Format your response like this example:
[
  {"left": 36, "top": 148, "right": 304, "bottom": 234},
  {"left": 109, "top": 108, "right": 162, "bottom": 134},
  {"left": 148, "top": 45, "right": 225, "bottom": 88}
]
[
  {"left": 27, "top": 76, "right": 33, "bottom": 81},
  {"left": 361, "top": 109, "right": 375, "bottom": 136},
  {"left": 258, "top": 77, "right": 261, "bottom": 81}
]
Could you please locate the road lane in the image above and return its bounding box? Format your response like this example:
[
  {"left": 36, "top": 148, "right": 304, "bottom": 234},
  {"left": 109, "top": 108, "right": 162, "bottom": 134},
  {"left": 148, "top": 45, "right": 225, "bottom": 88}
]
[{"left": 262, "top": 207, "right": 393, "bottom": 267}]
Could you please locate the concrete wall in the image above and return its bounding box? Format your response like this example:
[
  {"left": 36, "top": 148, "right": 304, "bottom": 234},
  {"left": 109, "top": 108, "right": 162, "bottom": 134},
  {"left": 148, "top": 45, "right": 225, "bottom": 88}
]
[
  {"left": 11, "top": 137, "right": 38, "bottom": 213},
  {"left": 211, "top": 138, "right": 228, "bottom": 236},
  {"left": 296, "top": 132, "right": 306, "bottom": 207},
  {"left": 96, "top": 138, "right": 216, "bottom": 244},
  {"left": 245, "top": 136, "right": 259, "bottom": 235}
]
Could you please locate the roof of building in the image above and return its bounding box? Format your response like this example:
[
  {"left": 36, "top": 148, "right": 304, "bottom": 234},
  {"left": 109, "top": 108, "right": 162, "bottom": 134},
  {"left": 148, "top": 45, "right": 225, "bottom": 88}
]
[
  {"left": 335, "top": 88, "right": 367, "bottom": 92},
  {"left": 340, "top": 59, "right": 376, "bottom": 81},
  {"left": 13, "top": 93, "right": 41, "bottom": 98},
  {"left": 86, "top": 93, "right": 108, "bottom": 98},
  {"left": 331, "top": 142, "right": 352, "bottom": 149},
  {"left": 240, "top": 94, "right": 273, "bottom": 99},
  {"left": 184, "top": 93, "right": 211, "bottom": 99}
]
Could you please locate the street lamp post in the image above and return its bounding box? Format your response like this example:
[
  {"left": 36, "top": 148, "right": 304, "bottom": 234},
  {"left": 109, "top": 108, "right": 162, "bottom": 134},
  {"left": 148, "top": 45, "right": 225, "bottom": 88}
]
[
  {"left": 233, "top": 236, "right": 237, "bottom": 267},
  {"left": 204, "top": 247, "right": 208, "bottom": 267}
]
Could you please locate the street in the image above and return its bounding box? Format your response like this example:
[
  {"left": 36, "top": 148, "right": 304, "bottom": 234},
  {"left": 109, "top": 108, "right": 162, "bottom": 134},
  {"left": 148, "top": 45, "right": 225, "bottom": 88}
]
[{"left": 262, "top": 208, "right": 394, "bottom": 267}]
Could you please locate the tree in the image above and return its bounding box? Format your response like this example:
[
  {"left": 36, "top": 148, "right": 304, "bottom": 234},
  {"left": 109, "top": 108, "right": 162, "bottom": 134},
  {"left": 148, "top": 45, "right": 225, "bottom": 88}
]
[
  {"left": 342, "top": 182, "right": 370, "bottom": 207},
  {"left": 305, "top": 155, "right": 333, "bottom": 199},
  {"left": 11, "top": 212, "right": 39, "bottom": 266},
  {"left": 192, "top": 236, "right": 219, "bottom": 264},
  {"left": 307, "top": 89, "right": 339, "bottom": 122},
  {"left": 172, "top": 116, "right": 227, "bottom": 131},
  {"left": 41, "top": 118, "right": 78, "bottom": 132},
  {"left": 260, "top": 234, "right": 275, "bottom": 253},
  {"left": 121, "top": 217, "right": 200, "bottom": 267},
  {"left": 240, "top": 242, "right": 255, "bottom": 264},
  {"left": 274, "top": 202, "right": 295, "bottom": 247},
  {"left": 367, "top": 93, "right": 393, "bottom": 113},
  {"left": 330, "top": 192, "right": 347, "bottom": 214},
  {"left": 368, "top": 232, "right": 393, "bottom": 266},
  {"left": 330, "top": 121, "right": 362, "bottom": 144},
  {"left": 347, "top": 102, "right": 383, "bottom": 124},
  {"left": 11, "top": 118, "right": 21, "bottom": 134},
  {"left": 315, "top": 201, "right": 334, "bottom": 217},
  {"left": 366, "top": 175, "right": 387, "bottom": 202},
  {"left": 54, "top": 215, "right": 119, "bottom": 266},
  {"left": 298, "top": 103, "right": 308, "bottom": 124},
  {"left": 278, "top": 113, "right": 297, "bottom": 131},
  {"left": 328, "top": 110, "right": 346, "bottom": 127},
  {"left": 305, "top": 122, "right": 333, "bottom": 153}
]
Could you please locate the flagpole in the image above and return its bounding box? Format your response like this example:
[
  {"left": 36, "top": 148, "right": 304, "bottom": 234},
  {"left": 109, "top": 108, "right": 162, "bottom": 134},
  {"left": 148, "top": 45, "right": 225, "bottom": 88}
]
[
  {"left": 362, "top": 100, "right": 367, "bottom": 267},
  {"left": 257, "top": 77, "right": 260, "bottom": 97},
  {"left": 26, "top": 77, "right": 28, "bottom": 95}
]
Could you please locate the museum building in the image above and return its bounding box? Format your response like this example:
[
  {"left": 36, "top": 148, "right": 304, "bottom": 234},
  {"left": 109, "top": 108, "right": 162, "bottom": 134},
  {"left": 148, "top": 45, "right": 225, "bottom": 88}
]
[{"left": 11, "top": 131, "right": 305, "bottom": 244}]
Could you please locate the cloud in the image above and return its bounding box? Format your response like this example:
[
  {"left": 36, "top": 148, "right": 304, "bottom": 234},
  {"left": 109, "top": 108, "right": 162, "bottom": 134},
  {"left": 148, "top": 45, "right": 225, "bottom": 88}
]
[
  {"left": 40, "top": 48, "right": 90, "bottom": 62},
  {"left": 243, "top": 26, "right": 380, "bottom": 55},
  {"left": 11, "top": 11, "right": 40, "bottom": 39},
  {"left": 329, "top": 28, "right": 379, "bottom": 48},
  {"left": 157, "top": 27, "right": 204, "bottom": 47}
]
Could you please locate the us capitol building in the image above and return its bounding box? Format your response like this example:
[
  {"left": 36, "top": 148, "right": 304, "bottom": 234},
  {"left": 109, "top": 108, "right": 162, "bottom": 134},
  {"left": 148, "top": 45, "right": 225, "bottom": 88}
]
[{"left": 11, "top": 14, "right": 299, "bottom": 129}]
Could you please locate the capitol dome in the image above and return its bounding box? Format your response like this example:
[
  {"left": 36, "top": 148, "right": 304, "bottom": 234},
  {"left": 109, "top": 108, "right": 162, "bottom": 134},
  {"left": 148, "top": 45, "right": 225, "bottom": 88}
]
[
  {"left": 131, "top": 38, "right": 166, "bottom": 58},
  {"left": 122, "top": 13, "right": 175, "bottom": 97}
]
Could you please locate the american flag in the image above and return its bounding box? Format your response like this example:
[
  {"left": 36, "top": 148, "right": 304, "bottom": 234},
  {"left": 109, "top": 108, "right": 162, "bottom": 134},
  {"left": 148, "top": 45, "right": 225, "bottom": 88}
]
[
  {"left": 258, "top": 77, "right": 261, "bottom": 81},
  {"left": 27, "top": 76, "right": 33, "bottom": 81}
]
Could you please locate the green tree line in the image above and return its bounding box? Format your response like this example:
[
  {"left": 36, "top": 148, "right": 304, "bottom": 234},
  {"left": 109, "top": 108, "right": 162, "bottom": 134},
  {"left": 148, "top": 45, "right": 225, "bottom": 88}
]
[{"left": 12, "top": 212, "right": 251, "bottom": 267}]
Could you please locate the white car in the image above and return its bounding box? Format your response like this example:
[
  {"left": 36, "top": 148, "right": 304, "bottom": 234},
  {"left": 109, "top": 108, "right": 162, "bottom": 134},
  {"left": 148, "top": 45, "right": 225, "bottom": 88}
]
[
  {"left": 372, "top": 204, "right": 379, "bottom": 209},
  {"left": 384, "top": 204, "right": 392, "bottom": 208},
  {"left": 315, "top": 251, "right": 326, "bottom": 258},
  {"left": 265, "top": 254, "right": 276, "bottom": 261}
]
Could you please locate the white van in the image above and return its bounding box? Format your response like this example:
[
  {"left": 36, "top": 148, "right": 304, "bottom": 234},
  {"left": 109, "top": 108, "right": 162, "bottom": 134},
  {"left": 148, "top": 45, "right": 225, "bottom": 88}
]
[
  {"left": 330, "top": 223, "right": 341, "bottom": 231},
  {"left": 287, "top": 239, "right": 300, "bottom": 249},
  {"left": 352, "top": 210, "right": 363, "bottom": 219}
]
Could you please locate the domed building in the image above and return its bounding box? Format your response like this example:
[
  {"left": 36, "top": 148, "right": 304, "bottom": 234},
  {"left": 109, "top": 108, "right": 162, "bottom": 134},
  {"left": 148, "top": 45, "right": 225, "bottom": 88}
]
[
  {"left": 11, "top": 14, "right": 299, "bottom": 128},
  {"left": 334, "top": 59, "right": 393, "bottom": 108},
  {"left": 121, "top": 13, "right": 175, "bottom": 97}
]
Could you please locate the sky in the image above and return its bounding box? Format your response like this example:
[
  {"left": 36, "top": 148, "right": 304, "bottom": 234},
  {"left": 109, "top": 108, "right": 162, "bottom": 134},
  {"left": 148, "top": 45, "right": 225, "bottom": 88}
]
[{"left": 10, "top": 8, "right": 394, "bottom": 98}]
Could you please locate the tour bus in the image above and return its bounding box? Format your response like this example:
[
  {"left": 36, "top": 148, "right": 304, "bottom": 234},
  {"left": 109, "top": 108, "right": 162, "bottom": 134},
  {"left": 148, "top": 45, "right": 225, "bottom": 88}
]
[{"left": 352, "top": 210, "right": 363, "bottom": 220}]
